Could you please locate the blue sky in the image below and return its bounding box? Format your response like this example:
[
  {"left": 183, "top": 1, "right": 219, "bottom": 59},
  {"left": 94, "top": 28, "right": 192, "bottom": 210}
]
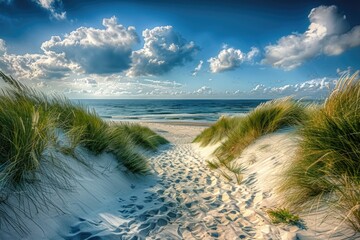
[{"left": 0, "top": 0, "right": 359, "bottom": 99}]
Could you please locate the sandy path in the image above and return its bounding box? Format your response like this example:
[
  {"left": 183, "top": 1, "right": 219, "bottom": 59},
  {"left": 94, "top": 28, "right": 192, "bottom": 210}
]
[
  {"left": 59, "top": 123, "right": 268, "bottom": 239},
  {"left": 59, "top": 123, "right": 360, "bottom": 240}
]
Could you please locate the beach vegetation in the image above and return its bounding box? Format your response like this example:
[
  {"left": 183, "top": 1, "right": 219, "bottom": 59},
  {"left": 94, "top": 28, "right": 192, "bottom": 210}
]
[
  {"left": 266, "top": 208, "right": 303, "bottom": 226},
  {"left": 110, "top": 123, "right": 169, "bottom": 151},
  {"left": 0, "top": 71, "right": 168, "bottom": 233},
  {"left": 214, "top": 97, "right": 307, "bottom": 163},
  {"left": 279, "top": 72, "right": 360, "bottom": 231},
  {"left": 193, "top": 116, "right": 242, "bottom": 146},
  {"left": 195, "top": 97, "right": 306, "bottom": 166}
]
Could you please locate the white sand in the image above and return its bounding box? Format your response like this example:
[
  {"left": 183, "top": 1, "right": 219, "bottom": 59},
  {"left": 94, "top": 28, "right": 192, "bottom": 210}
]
[{"left": 1, "top": 122, "right": 359, "bottom": 239}]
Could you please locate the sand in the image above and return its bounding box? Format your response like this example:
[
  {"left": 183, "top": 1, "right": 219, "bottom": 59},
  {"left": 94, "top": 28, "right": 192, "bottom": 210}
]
[{"left": 1, "top": 122, "right": 359, "bottom": 239}]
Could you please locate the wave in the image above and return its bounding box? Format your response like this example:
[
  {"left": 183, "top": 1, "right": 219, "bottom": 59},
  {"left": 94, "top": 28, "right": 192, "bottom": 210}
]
[{"left": 101, "top": 112, "right": 247, "bottom": 122}]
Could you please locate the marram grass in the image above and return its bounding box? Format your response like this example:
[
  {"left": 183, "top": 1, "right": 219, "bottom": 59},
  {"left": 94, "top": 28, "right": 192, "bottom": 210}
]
[
  {"left": 110, "top": 123, "right": 169, "bottom": 151},
  {"left": 215, "top": 97, "right": 307, "bottom": 163},
  {"left": 194, "top": 98, "right": 307, "bottom": 165},
  {"left": 0, "top": 71, "right": 168, "bottom": 234},
  {"left": 279, "top": 72, "right": 360, "bottom": 231},
  {"left": 0, "top": 97, "right": 55, "bottom": 184},
  {"left": 266, "top": 208, "right": 303, "bottom": 227},
  {"left": 193, "top": 116, "right": 242, "bottom": 147}
]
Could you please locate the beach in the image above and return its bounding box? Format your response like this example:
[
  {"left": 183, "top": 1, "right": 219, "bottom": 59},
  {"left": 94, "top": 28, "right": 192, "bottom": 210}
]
[
  {"left": 1, "top": 1, "right": 359, "bottom": 238},
  {"left": 1, "top": 120, "right": 358, "bottom": 239}
]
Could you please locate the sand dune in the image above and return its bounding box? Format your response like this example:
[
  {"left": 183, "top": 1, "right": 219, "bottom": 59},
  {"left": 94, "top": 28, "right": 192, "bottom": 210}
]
[{"left": 2, "top": 122, "right": 359, "bottom": 239}]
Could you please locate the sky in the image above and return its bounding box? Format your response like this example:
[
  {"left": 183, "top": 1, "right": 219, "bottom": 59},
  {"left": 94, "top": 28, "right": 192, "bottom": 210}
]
[{"left": 0, "top": 0, "right": 359, "bottom": 99}]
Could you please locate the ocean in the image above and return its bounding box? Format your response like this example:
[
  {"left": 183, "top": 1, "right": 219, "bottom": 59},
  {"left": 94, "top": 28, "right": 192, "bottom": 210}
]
[{"left": 75, "top": 99, "right": 271, "bottom": 123}]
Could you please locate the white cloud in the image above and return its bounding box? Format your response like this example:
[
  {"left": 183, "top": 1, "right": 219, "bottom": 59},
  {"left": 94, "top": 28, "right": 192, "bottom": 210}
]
[
  {"left": 41, "top": 16, "right": 139, "bottom": 74},
  {"left": 246, "top": 47, "right": 260, "bottom": 61},
  {"left": 192, "top": 60, "right": 203, "bottom": 76},
  {"left": 127, "top": 26, "right": 199, "bottom": 77},
  {"left": 195, "top": 86, "right": 212, "bottom": 94},
  {"left": 263, "top": 5, "right": 360, "bottom": 70},
  {"left": 0, "top": 39, "right": 6, "bottom": 54},
  {"left": 66, "top": 75, "right": 184, "bottom": 97},
  {"left": 323, "top": 26, "right": 360, "bottom": 55},
  {"left": 208, "top": 46, "right": 259, "bottom": 73},
  {"left": 250, "top": 77, "right": 337, "bottom": 98},
  {"left": 36, "top": 0, "right": 66, "bottom": 20},
  {"left": 0, "top": 50, "right": 79, "bottom": 80}
]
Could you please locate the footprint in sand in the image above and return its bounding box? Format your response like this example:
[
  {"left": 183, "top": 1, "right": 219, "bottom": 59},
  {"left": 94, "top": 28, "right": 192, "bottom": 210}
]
[{"left": 63, "top": 142, "right": 276, "bottom": 240}]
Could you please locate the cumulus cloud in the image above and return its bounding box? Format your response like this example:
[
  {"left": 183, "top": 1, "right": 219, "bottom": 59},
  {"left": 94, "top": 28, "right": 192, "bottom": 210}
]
[
  {"left": 250, "top": 77, "right": 337, "bottom": 98},
  {"left": 41, "top": 16, "right": 139, "bottom": 74},
  {"left": 127, "top": 26, "right": 199, "bottom": 77},
  {"left": 192, "top": 60, "right": 203, "bottom": 76},
  {"left": 0, "top": 50, "right": 79, "bottom": 80},
  {"left": 36, "top": 0, "right": 66, "bottom": 20},
  {"left": 263, "top": 5, "right": 360, "bottom": 70},
  {"left": 208, "top": 46, "right": 259, "bottom": 73}
]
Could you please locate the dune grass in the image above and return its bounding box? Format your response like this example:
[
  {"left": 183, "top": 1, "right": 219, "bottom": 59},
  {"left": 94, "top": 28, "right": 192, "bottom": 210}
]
[
  {"left": 193, "top": 116, "right": 242, "bottom": 147},
  {"left": 194, "top": 98, "right": 307, "bottom": 168},
  {"left": 52, "top": 101, "right": 110, "bottom": 154},
  {"left": 214, "top": 98, "right": 306, "bottom": 163},
  {"left": 0, "top": 71, "right": 168, "bottom": 175},
  {"left": 0, "top": 71, "right": 168, "bottom": 233},
  {"left": 110, "top": 123, "right": 169, "bottom": 151},
  {"left": 0, "top": 96, "right": 55, "bottom": 184},
  {"left": 107, "top": 124, "right": 168, "bottom": 174},
  {"left": 195, "top": 98, "right": 306, "bottom": 184},
  {"left": 266, "top": 208, "right": 303, "bottom": 226},
  {"left": 279, "top": 72, "right": 360, "bottom": 230}
]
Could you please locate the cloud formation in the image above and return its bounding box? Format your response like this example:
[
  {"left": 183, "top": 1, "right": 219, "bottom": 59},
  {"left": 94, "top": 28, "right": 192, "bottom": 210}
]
[
  {"left": 208, "top": 47, "right": 259, "bottom": 73},
  {"left": 36, "top": 0, "right": 66, "bottom": 20},
  {"left": 127, "top": 26, "right": 199, "bottom": 77},
  {"left": 0, "top": 50, "right": 78, "bottom": 80},
  {"left": 0, "top": 39, "right": 6, "bottom": 54},
  {"left": 250, "top": 77, "right": 337, "bottom": 98},
  {"left": 195, "top": 86, "right": 213, "bottom": 94},
  {"left": 42, "top": 16, "right": 139, "bottom": 74},
  {"left": 192, "top": 60, "right": 203, "bottom": 76},
  {"left": 66, "top": 75, "right": 184, "bottom": 97},
  {"left": 263, "top": 5, "right": 360, "bottom": 70}
]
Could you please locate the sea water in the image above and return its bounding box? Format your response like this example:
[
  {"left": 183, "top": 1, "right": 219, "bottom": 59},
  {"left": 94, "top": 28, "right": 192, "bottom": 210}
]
[{"left": 75, "top": 99, "right": 271, "bottom": 123}]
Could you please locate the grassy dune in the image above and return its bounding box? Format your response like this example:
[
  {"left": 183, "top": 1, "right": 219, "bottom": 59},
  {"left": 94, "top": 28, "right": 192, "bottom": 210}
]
[
  {"left": 0, "top": 72, "right": 168, "bottom": 233},
  {"left": 280, "top": 72, "right": 360, "bottom": 230},
  {"left": 194, "top": 98, "right": 306, "bottom": 166},
  {"left": 193, "top": 116, "right": 242, "bottom": 147},
  {"left": 195, "top": 72, "right": 360, "bottom": 230}
]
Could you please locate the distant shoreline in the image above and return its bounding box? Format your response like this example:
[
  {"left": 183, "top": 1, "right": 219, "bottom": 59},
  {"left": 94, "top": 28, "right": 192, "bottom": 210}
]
[{"left": 107, "top": 119, "right": 212, "bottom": 127}]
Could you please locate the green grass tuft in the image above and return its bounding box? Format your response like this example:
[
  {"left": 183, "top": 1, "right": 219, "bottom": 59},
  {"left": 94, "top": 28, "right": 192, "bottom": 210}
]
[
  {"left": 0, "top": 97, "right": 55, "bottom": 184},
  {"left": 266, "top": 208, "right": 303, "bottom": 226},
  {"left": 279, "top": 72, "right": 360, "bottom": 231},
  {"left": 0, "top": 71, "right": 169, "bottom": 234},
  {"left": 215, "top": 98, "right": 306, "bottom": 163},
  {"left": 193, "top": 116, "right": 242, "bottom": 146},
  {"left": 110, "top": 123, "right": 169, "bottom": 151}
]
